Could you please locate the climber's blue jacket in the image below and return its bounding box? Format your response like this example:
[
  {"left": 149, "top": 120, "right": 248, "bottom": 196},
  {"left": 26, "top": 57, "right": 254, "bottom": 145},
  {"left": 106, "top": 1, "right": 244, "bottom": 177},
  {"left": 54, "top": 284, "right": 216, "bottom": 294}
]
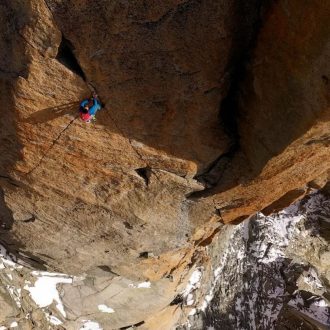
[
  {"left": 79, "top": 97, "right": 101, "bottom": 122},
  {"left": 80, "top": 98, "right": 101, "bottom": 115}
]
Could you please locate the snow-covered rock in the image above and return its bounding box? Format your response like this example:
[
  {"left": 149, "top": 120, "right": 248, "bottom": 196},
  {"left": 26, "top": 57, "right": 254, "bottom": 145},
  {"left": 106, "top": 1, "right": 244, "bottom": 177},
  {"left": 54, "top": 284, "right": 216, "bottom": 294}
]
[{"left": 179, "top": 192, "right": 330, "bottom": 329}]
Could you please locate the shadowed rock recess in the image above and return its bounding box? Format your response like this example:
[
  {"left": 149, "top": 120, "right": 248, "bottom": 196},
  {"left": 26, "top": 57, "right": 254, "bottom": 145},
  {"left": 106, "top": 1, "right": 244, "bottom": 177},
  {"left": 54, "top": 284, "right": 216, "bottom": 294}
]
[{"left": 0, "top": 0, "right": 329, "bottom": 328}]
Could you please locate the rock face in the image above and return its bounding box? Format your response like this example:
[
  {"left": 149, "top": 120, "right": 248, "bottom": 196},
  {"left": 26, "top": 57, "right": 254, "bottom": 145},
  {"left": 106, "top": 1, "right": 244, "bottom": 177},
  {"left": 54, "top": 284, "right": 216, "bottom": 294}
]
[
  {"left": 0, "top": 0, "right": 329, "bottom": 312},
  {"left": 0, "top": 0, "right": 261, "bottom": 276},
  {"left": 198, "top": 0, "right": 330, "bottom": 223}
]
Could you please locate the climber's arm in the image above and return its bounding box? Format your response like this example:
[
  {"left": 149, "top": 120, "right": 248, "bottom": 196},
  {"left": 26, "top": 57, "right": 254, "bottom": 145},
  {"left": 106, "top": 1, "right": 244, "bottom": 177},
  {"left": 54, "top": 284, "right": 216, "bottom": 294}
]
[
  {"left": 80, "top": 99, "right": 88, "bottom": 108},
  {"left": 89, "top": 98, "right": 102, "bottom": 116},
  {"left": 92, "top": 97, "right": 101, "bottom": 107}
]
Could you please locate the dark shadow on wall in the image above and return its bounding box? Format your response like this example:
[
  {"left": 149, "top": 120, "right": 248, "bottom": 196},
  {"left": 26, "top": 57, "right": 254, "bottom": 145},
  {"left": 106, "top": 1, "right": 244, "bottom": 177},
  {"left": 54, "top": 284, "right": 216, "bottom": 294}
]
[
  {"left": 0, "top": 188, "right": 14, "bottom": 231},
  {"left": 56, "top": 35, "right": 86, "bottom": 81},
  {"left": 0, "top": 1, "right": 47, "bottom": 270},
  {"left": 187, "top": 0, "right": 269, "bottom": 199},
  {"left": 0, "top": 79, "right": 29, "bottom": 265},
  {"left": 188, "top": 0, "right": 330, "bottom": 205},
  {"left": 230, "top": 1, "right": 330, "bottom": 177},
  {"left": 24, "top": 102, "right": 80, "bottom": 124}
]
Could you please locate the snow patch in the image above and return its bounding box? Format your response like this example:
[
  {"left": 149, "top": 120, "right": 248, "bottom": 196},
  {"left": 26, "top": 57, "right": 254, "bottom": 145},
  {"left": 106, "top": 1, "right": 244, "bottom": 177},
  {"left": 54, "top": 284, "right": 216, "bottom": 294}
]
[
  {"left": 24, "top": 273, "right": 72, "bottom": 317},
  {"left": 182, "top": 267, "right": 203, "bottom": 307},
  {"left": 31, "top": 270, "right": 69, "bottom": 277},
  {"left": 129, "top": 281, "right": 151, "bottom": 289},
  {"left": 48, "top": 315, "right": 63, "bottom": 325},
  {"left": 137, "top": 281, "right": 151, "bottom": 288},
  {"left": 98, "top": 304, "right": 114, "bottom": 313}
]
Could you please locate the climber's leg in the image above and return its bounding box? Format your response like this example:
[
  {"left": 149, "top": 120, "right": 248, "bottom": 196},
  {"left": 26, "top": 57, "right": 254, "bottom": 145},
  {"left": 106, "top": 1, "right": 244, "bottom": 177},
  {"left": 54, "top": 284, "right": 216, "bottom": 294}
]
[{"left": 89, "top": 101, "right": 101, "bottom": 116}]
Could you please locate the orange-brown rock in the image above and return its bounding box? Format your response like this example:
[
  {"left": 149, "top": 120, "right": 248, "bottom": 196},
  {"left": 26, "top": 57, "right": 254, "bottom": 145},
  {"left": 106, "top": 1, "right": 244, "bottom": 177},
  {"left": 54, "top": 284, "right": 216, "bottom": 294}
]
[
  {"left": 198, "top": 0, "right": 330, "bottom": 223},
  {"left": 0, "top": 0, "right": 259, "bottom": 276},
  {"left": 0, "top": 0, "right": 329, "bottom": 282}
]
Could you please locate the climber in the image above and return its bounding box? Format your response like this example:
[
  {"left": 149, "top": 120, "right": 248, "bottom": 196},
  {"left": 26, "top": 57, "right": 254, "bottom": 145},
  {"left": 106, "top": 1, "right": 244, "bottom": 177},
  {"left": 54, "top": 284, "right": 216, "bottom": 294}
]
[{"left": 79, "top": 92, "right": 102, "bottom": 123}]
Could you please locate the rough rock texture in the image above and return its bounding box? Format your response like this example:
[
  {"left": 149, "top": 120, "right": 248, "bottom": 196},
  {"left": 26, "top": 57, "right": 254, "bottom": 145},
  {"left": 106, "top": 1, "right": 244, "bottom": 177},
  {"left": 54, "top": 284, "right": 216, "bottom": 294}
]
[
  {"left": 0, "top": 191, "right": 329, "bottom": 330},
  {"left": 196, "top": 0, "right": 330, "bottom": 224},
  {"left": 0, "top": 0, "right": 329, "bottom": 328},
  {"left": 0, "top": 0, "right": 262, "bottom": 276}
]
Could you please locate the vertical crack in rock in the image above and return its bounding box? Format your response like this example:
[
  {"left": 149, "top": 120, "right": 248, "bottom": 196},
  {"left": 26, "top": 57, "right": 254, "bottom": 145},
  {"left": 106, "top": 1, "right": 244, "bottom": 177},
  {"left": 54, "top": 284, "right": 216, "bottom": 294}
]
[
  {"left": 26, "top": 115, "right": 78, "bottom": 175},
  {"left": 189, "top": 0, "right": 274, "bottom": 199}
]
